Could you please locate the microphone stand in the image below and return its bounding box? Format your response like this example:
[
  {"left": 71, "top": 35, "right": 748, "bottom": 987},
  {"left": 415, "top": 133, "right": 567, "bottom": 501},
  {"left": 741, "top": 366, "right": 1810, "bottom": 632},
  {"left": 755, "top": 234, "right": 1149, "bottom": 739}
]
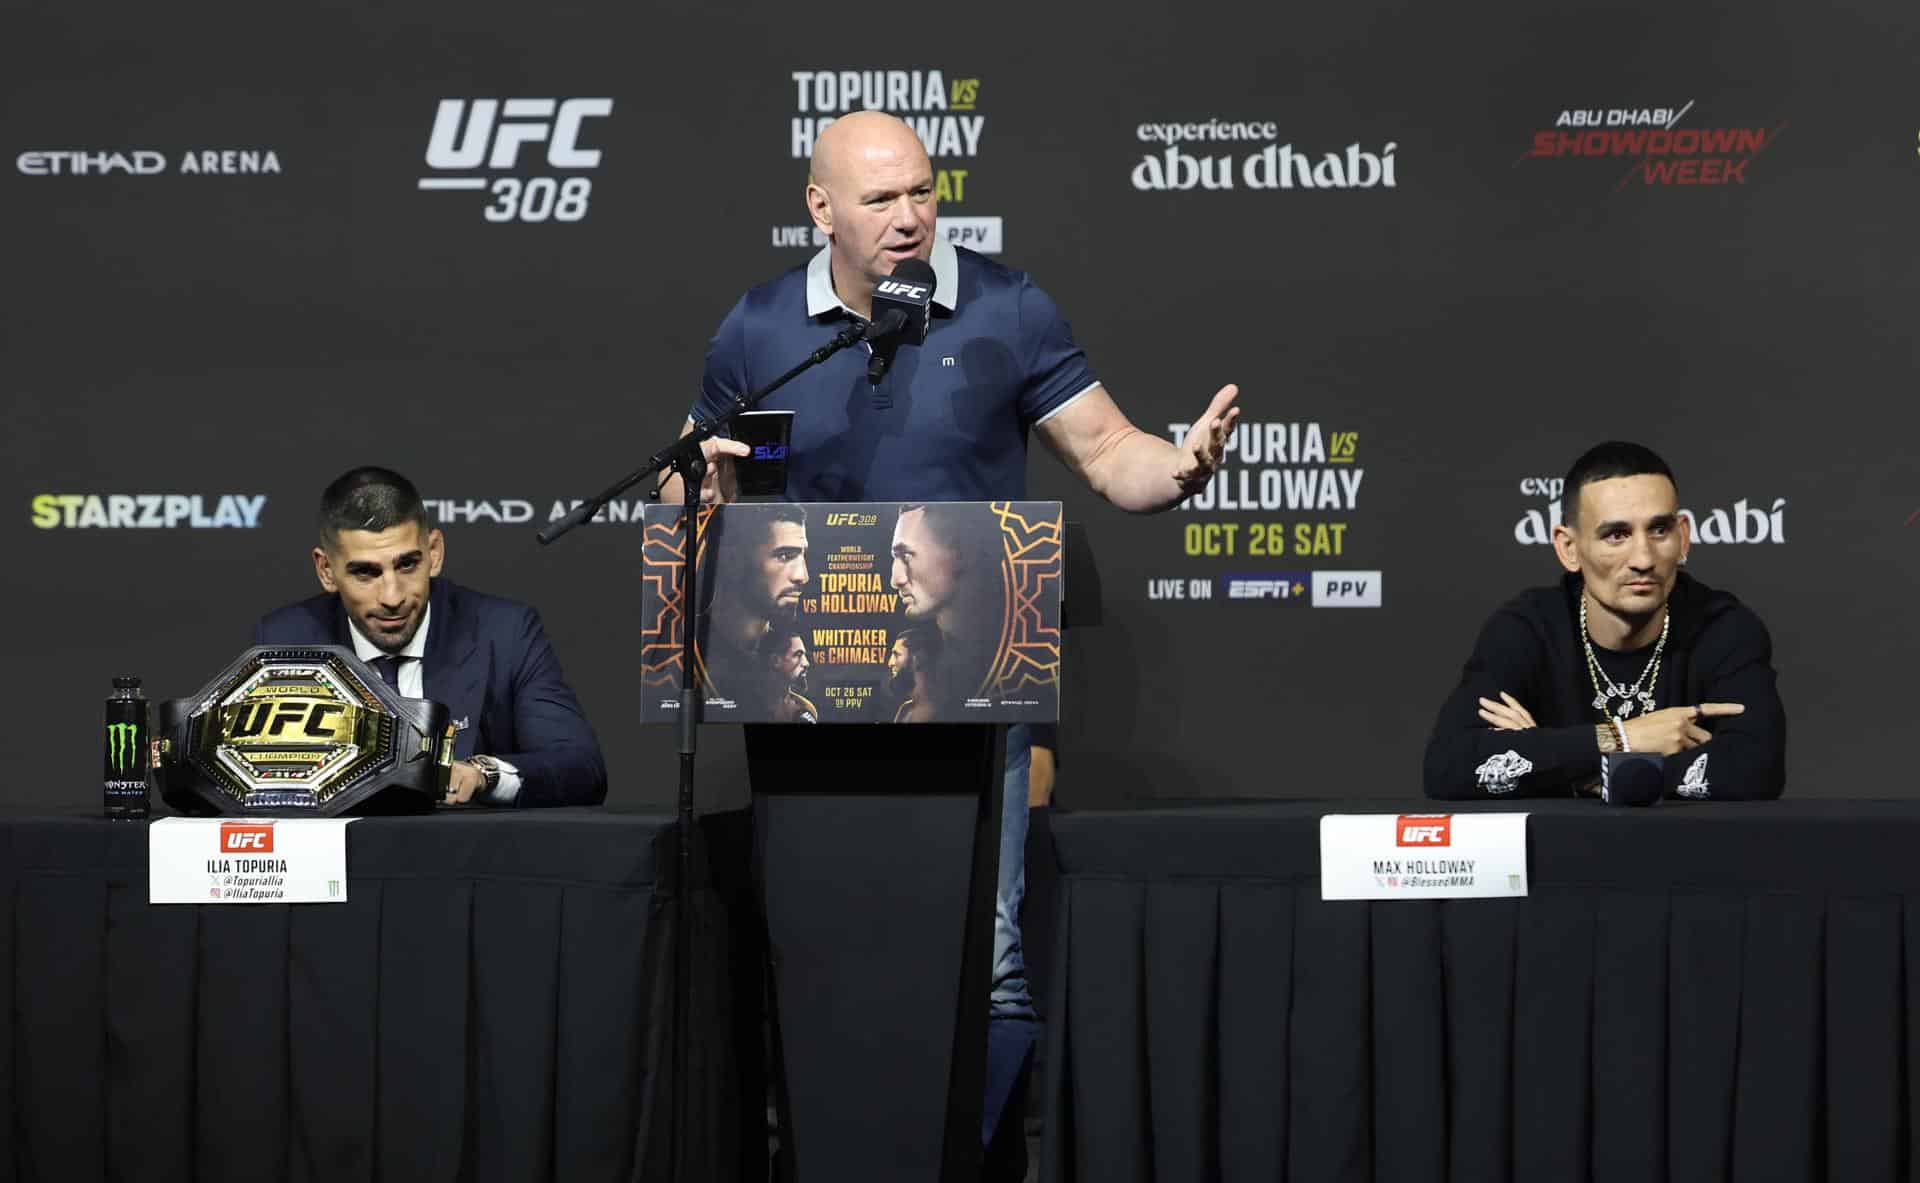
[{"left": 536, "top": 317, "right": 869, "bottom": 1183}]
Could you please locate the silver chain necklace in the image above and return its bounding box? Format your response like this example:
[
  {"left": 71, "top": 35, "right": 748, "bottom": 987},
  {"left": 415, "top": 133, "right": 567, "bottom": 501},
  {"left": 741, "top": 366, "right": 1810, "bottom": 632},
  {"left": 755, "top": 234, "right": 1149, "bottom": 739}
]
[{"left": 1580, "top": 591, "right": 1669, "bottom": 720}]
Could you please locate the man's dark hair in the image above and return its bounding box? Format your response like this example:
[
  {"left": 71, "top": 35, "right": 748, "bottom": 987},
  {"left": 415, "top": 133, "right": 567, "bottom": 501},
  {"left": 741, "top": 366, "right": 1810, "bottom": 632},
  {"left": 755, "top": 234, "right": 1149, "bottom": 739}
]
[
  {"left": 708, "top": 503, "right": 808, "bottom": 612},
  {"left": 318, "top": 467, "right": 430, "bottom": 548},
  {"left": 1561, "top": 442, "right": 1678, "bottom": 526},
  {"left": 894, "top": 624, "right": 943, "bottom": 671},
  {"left": 757, "top": 628, "right": 806, "bottom": 664}
]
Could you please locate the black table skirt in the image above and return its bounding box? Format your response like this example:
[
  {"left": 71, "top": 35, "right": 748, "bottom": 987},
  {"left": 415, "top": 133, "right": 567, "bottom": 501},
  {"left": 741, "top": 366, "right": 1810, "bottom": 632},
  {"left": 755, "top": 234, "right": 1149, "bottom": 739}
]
[
  {"left": 1040, "top": 800, "right": 1920, "bottom": 1183},
  {"left": 0, "top": 807, "right": 759, "bottom": 1183}
]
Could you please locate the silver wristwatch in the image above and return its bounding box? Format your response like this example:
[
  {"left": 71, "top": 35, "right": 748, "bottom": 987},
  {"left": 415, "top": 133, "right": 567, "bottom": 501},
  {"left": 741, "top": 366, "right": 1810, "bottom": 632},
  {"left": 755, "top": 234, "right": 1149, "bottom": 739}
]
[{"left": 467, "top": 754, "right": 502, "bottom": 794}]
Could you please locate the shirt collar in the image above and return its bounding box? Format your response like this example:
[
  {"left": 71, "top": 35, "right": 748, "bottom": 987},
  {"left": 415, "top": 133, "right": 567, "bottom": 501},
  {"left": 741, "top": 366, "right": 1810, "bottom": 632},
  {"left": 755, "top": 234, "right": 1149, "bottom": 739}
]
[
  {"left": 346, "top": 603, "right": 431, "bottom": 664},
  {"left": 805, "top": 239, "right": 960, "bottom": 319}
]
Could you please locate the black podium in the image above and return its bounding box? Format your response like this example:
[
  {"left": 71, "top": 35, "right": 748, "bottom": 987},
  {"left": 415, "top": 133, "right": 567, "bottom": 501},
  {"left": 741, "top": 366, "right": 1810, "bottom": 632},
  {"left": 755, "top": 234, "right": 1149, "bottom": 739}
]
[
  {"left": 748, "top": 723, "right": 1008, "bottom": 1183},
  {"left": 637, "top": 499, "right": 1066, "bottom": 1183}
]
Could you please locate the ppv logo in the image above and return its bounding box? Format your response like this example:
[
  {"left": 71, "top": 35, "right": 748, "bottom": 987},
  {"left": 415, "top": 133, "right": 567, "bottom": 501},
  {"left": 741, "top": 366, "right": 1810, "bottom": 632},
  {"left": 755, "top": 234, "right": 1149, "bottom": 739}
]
[
  {"left": 824, "top": 512, "right": 879, "bottom": 526},
  {"left": 1396, "top": 815, "right": 1452, "bottom": 847},
  {"left": 219, "top": 823, "right": 275, "bottom": 853},
  {"left": 419, "top": 98, "right": 611, "bottom": 223},
  {"left": 875, "top": 280, "right": 930, "bottom": 299}
]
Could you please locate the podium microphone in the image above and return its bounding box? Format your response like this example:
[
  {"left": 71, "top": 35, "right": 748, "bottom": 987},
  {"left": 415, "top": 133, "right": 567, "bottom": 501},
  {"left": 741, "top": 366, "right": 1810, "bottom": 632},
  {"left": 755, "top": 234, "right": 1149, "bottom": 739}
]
[{"left": 865, "top": 257, "right": 935, "bottom": 386}]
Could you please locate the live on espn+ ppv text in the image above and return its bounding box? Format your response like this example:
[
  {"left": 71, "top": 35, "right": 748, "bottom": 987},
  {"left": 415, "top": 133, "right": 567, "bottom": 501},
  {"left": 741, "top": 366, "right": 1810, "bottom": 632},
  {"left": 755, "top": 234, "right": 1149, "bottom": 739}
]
[
  {"left": 6, "top": 1, "right": 1911, "bottom": 809},
  {"left": 638, "top": 503, "right": 1063, "bottom": 725}
]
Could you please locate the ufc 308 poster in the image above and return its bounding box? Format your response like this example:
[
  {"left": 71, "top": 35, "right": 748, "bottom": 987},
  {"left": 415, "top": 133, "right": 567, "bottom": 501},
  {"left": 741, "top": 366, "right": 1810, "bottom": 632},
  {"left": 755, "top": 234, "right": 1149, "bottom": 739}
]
[{"left": 640, "top": 501, "right": 1062, "bottom": 724}]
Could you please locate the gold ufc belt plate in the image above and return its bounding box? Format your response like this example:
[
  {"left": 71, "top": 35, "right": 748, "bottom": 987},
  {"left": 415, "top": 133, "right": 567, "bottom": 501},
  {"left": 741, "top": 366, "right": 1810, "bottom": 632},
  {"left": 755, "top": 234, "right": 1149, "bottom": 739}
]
[{"left": 158, "top": 645, "right": 453, "bottom": 816}]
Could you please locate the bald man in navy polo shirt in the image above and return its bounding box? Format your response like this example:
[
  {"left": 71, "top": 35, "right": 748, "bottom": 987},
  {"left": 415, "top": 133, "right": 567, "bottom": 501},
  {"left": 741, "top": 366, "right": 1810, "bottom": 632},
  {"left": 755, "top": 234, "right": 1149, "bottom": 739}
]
[{"left": 662, "top": 110, "right": 1242, "bottom": 1167}]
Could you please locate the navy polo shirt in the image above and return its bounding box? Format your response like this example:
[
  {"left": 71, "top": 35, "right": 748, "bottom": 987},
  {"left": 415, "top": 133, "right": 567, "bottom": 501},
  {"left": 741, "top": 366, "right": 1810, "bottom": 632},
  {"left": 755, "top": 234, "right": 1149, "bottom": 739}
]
[{"left": 691, "top": 242, "right": 1098, "bottom": 502}]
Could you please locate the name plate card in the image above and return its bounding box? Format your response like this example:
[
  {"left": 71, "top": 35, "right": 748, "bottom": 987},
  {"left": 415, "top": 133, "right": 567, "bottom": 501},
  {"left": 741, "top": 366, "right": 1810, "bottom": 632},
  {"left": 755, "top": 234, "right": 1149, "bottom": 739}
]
[
  {"left": 1319, "top": 812, "right": 1529, "bottom": 900},
  {"left": 150, "top": 817, "right": 356, "bottom": 904}
]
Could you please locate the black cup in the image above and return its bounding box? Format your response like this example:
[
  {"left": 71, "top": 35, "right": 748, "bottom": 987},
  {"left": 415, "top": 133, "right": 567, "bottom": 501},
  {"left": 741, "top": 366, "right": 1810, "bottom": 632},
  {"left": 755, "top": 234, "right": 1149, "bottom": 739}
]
[{"left": 730, "top": 410, "right": 795, "bottom": 500}]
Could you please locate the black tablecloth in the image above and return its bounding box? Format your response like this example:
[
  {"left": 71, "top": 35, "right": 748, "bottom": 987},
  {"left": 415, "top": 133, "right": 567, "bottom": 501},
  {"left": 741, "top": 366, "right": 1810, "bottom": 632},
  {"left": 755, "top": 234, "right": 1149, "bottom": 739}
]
[
  {"left": 1039, "top": 800, "right": 1920, "bottom": 1183},
  {"left": 0, "top": 807, "right": 758, "bottom": 1183}
]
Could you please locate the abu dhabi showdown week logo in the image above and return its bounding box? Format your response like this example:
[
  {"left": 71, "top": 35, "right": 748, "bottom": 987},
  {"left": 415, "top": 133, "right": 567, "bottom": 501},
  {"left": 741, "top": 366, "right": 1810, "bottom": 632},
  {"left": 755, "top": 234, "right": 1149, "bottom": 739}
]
[
  {"left": 774, "top": 69, "right": 1002, "bottom": 254},
  {"left": 1518, "top": 101, "right": 1785, "bottom": 190}
]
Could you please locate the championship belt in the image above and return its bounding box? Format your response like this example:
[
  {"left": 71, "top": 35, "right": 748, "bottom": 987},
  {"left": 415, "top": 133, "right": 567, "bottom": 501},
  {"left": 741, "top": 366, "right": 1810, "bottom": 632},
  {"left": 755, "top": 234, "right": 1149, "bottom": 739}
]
[{"left": 156, "top": 645, "right": 454, "bottom": 816}]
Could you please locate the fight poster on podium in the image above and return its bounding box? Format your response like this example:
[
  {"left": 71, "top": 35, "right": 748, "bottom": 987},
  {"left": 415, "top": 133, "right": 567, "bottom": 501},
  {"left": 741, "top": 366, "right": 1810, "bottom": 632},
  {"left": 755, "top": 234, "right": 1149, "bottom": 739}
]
[{"left": 640, "top": 501, "right": 1063, "bottom": 724}]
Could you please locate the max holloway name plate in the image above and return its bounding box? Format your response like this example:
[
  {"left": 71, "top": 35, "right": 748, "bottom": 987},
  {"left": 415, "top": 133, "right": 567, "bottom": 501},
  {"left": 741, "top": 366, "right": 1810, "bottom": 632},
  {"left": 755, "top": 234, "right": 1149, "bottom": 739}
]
[
  {"left": 150, "top": 817, "right": 356, "bottom": 904},
  {"left": 1319, "top": 813, "right": 1529, "bottom": 900}
]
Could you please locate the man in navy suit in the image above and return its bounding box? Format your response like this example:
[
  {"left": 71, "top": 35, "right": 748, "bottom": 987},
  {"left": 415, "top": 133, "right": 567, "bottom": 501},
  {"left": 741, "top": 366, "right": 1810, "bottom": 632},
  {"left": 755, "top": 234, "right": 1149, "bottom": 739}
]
[{"left": 255, "top": 466, "right": 606, "bottom": 807}]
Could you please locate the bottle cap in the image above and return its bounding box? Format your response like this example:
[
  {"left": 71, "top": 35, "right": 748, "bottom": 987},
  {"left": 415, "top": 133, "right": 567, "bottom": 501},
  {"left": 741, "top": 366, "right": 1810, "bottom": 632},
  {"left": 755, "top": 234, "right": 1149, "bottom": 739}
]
[{"left": 112, "top": 675, "right": 142, "bottom": 689}]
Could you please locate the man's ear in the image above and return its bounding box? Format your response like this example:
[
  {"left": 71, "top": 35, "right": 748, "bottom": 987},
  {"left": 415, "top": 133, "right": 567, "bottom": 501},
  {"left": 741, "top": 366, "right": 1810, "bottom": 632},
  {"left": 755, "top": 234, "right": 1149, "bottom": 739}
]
[
  {"left": 1676, "top": 511, "right": 1692, "bottom": 564},
  {"left": 1550, "top": 523, "right": 1582, "bottom": 574},
  {"left": 806, "top": 181, "right": 833, "bottom": 237},
  {"left": 428, "top": 528, "right": 445, "bottom": 577},
  {"left": 312, "top": 546, "right": 339, "bottom": 594}
]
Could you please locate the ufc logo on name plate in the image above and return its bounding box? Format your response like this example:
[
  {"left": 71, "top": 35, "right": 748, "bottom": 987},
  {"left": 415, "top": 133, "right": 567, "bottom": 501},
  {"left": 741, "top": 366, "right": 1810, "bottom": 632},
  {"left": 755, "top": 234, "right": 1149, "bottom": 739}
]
[
  {"left": 419, "top": 98, "right": 612, "bottom": 223},
  {"left": 219, "top": 823, "right": 275, "bottom": 853},
  {"left": 1396, "top": 815, "right": 1452, "bottom": 846}
]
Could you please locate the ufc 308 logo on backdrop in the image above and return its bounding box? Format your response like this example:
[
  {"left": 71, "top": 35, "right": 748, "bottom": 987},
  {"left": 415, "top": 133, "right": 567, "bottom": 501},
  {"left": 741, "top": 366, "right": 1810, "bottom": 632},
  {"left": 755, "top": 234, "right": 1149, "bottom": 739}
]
[{"left": 418, "top": 98, "right": 612, "bottom": 223}]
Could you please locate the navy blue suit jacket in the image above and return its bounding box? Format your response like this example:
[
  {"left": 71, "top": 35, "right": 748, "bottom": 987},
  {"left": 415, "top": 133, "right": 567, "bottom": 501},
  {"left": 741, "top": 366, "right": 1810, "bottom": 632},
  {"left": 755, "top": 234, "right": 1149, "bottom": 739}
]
[{"left": 253, "top": 579, "right": 607, "bottom": 808}]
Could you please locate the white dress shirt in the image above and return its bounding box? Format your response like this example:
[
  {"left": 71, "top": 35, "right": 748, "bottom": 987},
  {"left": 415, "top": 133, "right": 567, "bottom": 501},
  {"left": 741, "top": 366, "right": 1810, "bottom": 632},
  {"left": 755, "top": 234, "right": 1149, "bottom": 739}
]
[{"left": 346, "top": 606, "right": 522, "bottom": 804}]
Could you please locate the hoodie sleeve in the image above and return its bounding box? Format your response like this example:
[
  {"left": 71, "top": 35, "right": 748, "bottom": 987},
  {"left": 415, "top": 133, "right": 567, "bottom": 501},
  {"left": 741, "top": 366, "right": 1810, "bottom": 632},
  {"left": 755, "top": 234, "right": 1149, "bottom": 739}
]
[
  {"left": 1665, "top": 604, "right": 1786, "bottom": 800},
  {"left": 1423, "top": 605, "right": 1602, "bottom": 800}
]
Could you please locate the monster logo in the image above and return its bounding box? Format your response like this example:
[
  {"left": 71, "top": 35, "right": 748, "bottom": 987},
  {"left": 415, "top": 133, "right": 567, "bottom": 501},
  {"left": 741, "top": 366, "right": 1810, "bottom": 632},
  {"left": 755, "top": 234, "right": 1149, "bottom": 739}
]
[{"left": 107, "top": 722, "right": 142, "bottom": 774}]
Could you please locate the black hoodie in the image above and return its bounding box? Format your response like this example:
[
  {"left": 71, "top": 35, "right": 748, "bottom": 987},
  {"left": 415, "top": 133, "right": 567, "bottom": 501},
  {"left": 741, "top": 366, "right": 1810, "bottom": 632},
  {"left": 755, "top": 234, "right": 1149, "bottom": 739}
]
[{"left": 1423, "top": 571, "right": 1785, "bottom": 801}]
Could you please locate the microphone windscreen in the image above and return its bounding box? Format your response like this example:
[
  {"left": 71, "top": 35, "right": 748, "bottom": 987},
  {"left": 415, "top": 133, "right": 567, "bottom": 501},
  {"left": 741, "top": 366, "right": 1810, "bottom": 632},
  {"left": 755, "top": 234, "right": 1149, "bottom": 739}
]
[
  {"left": 870, "top": 258, "right": 935, "bottom": 347},
  {"left": 1601, "top": 751, "right": 1665, "bottom": 807}
]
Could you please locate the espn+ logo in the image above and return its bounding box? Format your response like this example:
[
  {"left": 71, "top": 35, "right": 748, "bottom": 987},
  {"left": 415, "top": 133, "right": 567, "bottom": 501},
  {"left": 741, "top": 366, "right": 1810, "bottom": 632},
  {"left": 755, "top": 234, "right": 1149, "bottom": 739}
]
[
  {"left": 420, "top": 98, "right": 612, "bottom": 223},
  {"left": 1395, "top": 815, "right": 1452, "bottom": 847},
  {"left": 219, "top": 823, "right": 275, "bottom": 854}
]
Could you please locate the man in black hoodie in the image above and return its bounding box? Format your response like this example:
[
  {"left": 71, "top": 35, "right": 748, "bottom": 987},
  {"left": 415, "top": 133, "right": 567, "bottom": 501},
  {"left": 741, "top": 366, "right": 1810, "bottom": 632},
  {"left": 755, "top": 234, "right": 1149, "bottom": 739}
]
[{"left": 1424, "top": 442, "right": 1785, "bottom": 801}]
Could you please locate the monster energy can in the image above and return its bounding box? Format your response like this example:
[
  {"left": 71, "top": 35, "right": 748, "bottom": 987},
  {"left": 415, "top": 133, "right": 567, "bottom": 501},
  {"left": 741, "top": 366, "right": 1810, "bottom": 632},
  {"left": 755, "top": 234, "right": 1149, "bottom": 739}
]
[{"left": 104, "top": 675, "right": 151, "bottom": 819}]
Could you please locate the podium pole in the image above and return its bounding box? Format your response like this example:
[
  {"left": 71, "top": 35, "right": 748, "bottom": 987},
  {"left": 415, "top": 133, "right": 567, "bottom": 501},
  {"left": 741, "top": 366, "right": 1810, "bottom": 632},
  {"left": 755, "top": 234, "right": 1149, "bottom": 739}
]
[{"left": 669, "top": 451, "right": 705, "bottom": 1183}]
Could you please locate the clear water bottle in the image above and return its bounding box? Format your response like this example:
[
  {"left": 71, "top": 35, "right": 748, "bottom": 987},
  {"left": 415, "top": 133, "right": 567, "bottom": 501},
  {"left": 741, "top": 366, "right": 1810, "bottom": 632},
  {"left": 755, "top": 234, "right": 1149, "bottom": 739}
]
[{"left": 104, "top": 675, "right": 151, "bottom": 819}]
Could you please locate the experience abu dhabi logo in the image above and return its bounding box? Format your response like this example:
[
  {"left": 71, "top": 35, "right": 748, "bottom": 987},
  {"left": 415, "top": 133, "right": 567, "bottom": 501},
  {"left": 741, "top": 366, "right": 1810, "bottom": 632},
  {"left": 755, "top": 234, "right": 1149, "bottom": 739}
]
[
  {"left": 1513, "top": 477, "right": 1786, "bottom": 545},
  {"left": 1130, "top": 119, "right": 1397, "bottom": 192},
  {"left": 772, "top": 69, "right": 1002, "bottom": 254}
]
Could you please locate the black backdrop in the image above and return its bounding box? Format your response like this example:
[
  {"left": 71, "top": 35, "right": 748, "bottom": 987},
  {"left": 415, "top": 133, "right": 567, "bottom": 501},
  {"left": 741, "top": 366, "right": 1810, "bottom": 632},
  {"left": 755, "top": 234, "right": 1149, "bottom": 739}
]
[{"left": 5, "top": 0, "right": 1916, "bottom": 811}]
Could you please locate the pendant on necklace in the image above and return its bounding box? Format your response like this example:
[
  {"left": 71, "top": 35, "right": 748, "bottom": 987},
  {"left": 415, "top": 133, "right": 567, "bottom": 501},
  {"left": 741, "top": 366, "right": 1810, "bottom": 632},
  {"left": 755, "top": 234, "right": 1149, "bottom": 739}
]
[
  {"left": 1637, "top": 690, "right": 1655, "bottom": 711},
  {"left": 1613, "top": 700, "right": 1635, "bottom": 720},
  {"left": 1592, "top": 693, "right": 1608, "bottom": 711}
]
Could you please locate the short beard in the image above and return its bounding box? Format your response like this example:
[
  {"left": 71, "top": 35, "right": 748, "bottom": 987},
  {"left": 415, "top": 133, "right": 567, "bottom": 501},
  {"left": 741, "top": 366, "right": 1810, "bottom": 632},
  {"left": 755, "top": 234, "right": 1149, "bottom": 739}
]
[{"left": 359, "top": 613, "right": 420, "bottom": 655}]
